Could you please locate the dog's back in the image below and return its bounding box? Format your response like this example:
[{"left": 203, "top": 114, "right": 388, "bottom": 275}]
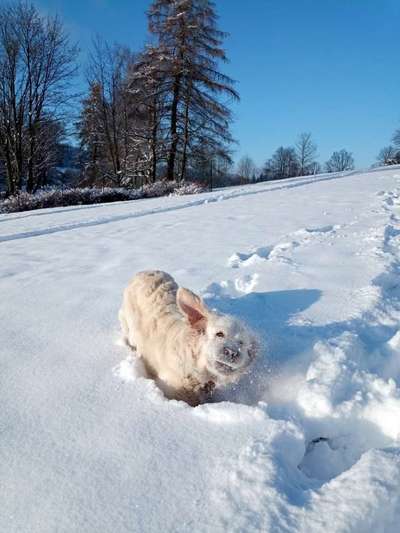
[
  {"left": 119, "top": 271, "right": 191, "bottom": 390},
  {"left": 120, "top": 270, "right": 179, "bottom": 346}
]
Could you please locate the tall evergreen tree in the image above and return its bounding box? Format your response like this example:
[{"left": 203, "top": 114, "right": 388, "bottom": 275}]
[{"left": 147, "top": 0, "right": 239, "bottom": 181}]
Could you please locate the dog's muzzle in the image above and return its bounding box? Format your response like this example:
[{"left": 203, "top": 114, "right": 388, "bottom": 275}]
[
  {"left": 222, "top": 347, "right": 240, "bottom": 363},
  {"left": 213, "top": 347, "right": 243, "bottom": 374}
]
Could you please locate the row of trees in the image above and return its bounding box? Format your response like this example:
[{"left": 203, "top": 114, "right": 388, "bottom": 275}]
[
  {"left": 258, "top": 125, "right": 400, "bottom": 182},
  {"left": 1, "top": 1, "right": 398, "bottom": 196},
  {"left": 238, "top": 127, "right": 400, "bottom": 183},
  {"left": 0, "top": 0, "right": 238, "bottom": 195},
  {"left": 236, "top": 133, "right": 355, "bottom": 183}
]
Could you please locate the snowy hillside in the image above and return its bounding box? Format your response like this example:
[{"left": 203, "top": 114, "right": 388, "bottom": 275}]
[{"left": 2, "top": 167, "right": 400, "bottom": 532}]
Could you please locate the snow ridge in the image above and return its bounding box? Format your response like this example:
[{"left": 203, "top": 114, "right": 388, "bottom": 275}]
[{"left": 0, "top": 169, "right": 361, "bottom": 243}]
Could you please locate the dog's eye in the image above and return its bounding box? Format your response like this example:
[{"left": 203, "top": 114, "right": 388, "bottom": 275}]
[{"left": 216, "top": 331, "right": 225, "bottom": 338}]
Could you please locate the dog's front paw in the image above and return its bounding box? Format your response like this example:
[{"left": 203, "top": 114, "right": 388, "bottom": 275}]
[
  {"left": 199, "top": 380, "right": 216, "bottom": 402},
  {"left": 201, "top": 380, "right": 215, "bottom": 394},
  {"left": 183, "top": 376, "right": 215, "bottom": 405}
]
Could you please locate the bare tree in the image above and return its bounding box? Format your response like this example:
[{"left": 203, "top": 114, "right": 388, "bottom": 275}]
[
  {"left": 78, "top": 39, "right": 140, "bottom": 186},
  {"left": 0, "top": 2, "right": 78, "bottom": 194},
  {"left": 264, "top": 146, "right": 299, "bottom": 180},
  {"left": 237, "top": 155, "right": 256, "bottom": 183},
  {"left": 325, "top": 149, "right": 354, "bottom": 173},
  {"left": 295, "top": 132, "right": 318, "bottom": 176},
  {"left": 309, "top": 161, "right": 321, "bottom": 175},
  {"left": 393, "top": 127, "right": 400, "bottom": 149},
  {"left": 376, "top": 146, "right": 400, "bottom": 166}
]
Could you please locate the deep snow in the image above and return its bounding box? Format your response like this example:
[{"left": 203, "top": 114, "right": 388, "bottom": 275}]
[{"left": 2, "top": 167, "right": 400, "bottom": 532}]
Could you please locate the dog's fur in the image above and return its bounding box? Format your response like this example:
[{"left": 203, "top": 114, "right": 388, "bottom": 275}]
[{"left": 119, "top": 271, "right": 258, "bottom": 405}]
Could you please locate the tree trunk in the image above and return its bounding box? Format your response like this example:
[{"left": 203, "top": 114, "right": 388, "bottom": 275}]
[
  {"left": 180, "top": 78, "right": 192, "bottom": 182},
  {"left": 166, "top": 74, "right": 181, "bottom": 181},
  {"left": 150, "top": 97, "right": 158, "bottom": 183},
  {"left": 26, "top": 126, "right": 35, "bottom": 193}
]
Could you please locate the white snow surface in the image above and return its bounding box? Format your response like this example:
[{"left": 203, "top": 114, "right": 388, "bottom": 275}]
[{"left": 2, "top": 167, "right": 400, "bottom": 532}]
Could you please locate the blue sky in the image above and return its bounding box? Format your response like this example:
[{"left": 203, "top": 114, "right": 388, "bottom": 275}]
[{"left": 34, "top": 0, "right": 400, "bottom": 168}]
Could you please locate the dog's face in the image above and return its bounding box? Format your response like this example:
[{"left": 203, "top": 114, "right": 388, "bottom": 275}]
[
  {"left": 177, "top": 288, "right": 258, "bottom": 381},
  {"left": 202, "top": 314, "right": 257, "bottom": 378}
]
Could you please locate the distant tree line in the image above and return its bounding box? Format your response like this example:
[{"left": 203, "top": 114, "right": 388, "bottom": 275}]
[{"left": 235, "top": 134, "right": 355, "bottom": 183}]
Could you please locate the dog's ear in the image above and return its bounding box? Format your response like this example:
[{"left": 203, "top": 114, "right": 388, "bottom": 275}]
[{"left": 177, "top": 288, "right": 208, "bottom": 332}]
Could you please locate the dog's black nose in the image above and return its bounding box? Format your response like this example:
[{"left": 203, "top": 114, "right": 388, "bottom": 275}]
[{"left": 223, "top": 347, "right": 239, "bottom": 362}]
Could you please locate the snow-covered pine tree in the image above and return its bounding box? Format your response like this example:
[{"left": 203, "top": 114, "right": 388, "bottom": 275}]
[{"left": 147, "top": 0, "right": 239, "bottom": 181}]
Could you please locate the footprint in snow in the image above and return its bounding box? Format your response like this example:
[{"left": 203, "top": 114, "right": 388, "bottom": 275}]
[
  {"left": 228, "top": 225, "right": 340, "bottom": 269},
  {"left": 294, "top": 224, "right": 340, "bottom": 237},
  {"left": 306, "top": 224, "right": 334, "bottom": 233},
  {"left": 298, "top": 435, "right": 360, "bottom": 482},
  {"left": 228, "top": 242, "right": 299, "bottom": 269}
]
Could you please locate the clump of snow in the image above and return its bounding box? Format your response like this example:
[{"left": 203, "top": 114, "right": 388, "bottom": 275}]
[{"left": 112, "top": 354, "right": 147, "bottom": 382}]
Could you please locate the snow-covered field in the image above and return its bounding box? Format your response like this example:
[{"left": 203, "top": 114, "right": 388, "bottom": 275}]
[{"left": 2, "top": 167, "right": 400, "bottom": 532}]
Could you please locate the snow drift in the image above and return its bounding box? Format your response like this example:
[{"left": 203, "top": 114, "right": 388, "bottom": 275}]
[{"left": 1, "top": 167, "right": 400, "bottom": 532}]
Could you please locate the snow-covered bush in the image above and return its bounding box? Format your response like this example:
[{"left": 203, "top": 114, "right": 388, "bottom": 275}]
[
  {"left": 0, "top": 181, "right": 207, "bottom": 214},
  {"left": 173, "top": 182, "right": 206, "bottom": 195}
]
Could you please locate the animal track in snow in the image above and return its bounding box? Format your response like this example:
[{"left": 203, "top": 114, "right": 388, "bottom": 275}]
[
  {"left": 228, "top": 225, "right": 341, "bottom": 269},
  {"left": 303, "top": 224, "right": 335, "bottom": 233},
  {"left": 298, "top": 436, "right": 359, "bottom": 481},
  {"left": 381, "top": 189, "right": 400, "bottom": 217},
  {"left": 292, "top": 224, "right": 341, "bottom": 239},
  {"left": 227, "top": 242, "right": 301, "bottom": 269}
]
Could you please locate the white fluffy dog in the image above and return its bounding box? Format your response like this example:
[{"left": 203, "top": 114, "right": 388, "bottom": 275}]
[{"left": 119, "top": 271, "right": 258, "bottom": 405}]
